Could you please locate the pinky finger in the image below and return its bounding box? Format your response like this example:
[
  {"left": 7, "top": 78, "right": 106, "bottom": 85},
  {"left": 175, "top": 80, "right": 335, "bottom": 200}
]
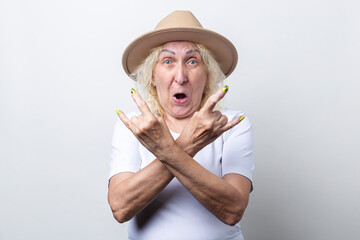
[
  {"left": 222, "top": 115, "right": 245, "bottom": 132},
  {"left": 116, "top": 109, "right": 132, "bottom": 130}
]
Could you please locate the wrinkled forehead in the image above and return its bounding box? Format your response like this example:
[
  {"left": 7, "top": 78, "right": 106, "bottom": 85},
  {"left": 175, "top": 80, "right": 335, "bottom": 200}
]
[{"left": 160, "top": 41, "right": 200, "bottom": 54}]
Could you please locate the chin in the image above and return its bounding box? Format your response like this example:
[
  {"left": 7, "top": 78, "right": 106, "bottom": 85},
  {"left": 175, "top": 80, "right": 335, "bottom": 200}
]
[{"left": 168, "top": 108, "right": 196, "bottom": 120}]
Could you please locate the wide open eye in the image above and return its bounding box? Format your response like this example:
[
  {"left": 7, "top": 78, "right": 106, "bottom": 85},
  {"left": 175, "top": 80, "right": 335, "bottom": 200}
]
[{"left": 188, "top": 59, "right": 197, "bottom": 65}]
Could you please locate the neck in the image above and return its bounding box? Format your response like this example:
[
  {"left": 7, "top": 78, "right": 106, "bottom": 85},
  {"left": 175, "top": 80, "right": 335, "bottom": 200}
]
[{"left": 164, "top": 114, "right": 191, "bottom": 134}]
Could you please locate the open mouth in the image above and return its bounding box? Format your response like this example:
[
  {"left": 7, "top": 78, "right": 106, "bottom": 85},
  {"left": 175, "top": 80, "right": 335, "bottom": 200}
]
[
  {"left": 173, "top": 92, "right": 188, "bottom": 104},
  {"left": 174, "top": 93, "right": 187, "bottom": 99}
]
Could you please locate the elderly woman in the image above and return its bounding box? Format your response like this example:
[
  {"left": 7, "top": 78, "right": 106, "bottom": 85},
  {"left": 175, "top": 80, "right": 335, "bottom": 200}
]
[{"left": 108, "top": 11, "right": 254, "bottom": 240}]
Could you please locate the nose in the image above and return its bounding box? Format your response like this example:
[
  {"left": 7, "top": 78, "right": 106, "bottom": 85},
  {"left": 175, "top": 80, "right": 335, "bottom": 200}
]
[{"left": 174, "top": 65, "right": 188, "bottom": 85}]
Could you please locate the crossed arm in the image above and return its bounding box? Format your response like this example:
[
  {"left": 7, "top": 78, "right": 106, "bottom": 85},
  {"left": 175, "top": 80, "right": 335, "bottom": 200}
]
[{"left": 108, "top": 88, "right": 252, "bottom": 225}]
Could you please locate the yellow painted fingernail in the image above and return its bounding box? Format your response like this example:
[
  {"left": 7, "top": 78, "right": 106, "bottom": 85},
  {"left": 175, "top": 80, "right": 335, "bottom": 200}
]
[
  {"left": 222, "top": 85, "right": 229, "bottom": 92},
  {"left": 239, "top": 116, "right": 245, "bottom": 121},
  {"left": 131, "top": 88, "right": 136, "bottom": 95},
  {"left": 116, "top": 109, "right": 121, "bottom": 115}
]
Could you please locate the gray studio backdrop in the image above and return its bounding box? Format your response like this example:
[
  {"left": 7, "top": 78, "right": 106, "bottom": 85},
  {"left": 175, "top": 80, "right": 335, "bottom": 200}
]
[{"left": 1, "top": 0, "right": 359, "bottom": 239}]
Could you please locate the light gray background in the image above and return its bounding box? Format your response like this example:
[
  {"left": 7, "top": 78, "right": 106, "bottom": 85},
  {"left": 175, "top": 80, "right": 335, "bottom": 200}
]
[{"left": 1, "top": 0, "right": 359, "bottom": 239}]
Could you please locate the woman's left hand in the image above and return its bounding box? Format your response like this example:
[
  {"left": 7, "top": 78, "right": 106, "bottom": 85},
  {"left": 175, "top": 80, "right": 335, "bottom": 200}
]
[
  {"left": 176, "top": 87, "right": 244, "bottom": 157},
  {"left": 116, "top": 89, "right": 176, "bottom": 160}
]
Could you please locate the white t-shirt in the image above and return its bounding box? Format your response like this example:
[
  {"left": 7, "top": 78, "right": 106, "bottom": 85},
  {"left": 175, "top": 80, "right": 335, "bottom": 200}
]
[{"left": 109, "top": 108, "right": 255, "bottom": 240}]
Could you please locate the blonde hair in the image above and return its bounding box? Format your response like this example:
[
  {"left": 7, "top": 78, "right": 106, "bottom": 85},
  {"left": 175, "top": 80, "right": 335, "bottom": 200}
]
[{"left": 130, "top": 43, "right": 226, "bottom": 116}]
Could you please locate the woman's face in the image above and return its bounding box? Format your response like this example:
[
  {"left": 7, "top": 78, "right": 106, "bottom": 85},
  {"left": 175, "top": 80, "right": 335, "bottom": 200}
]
[{"left": 152, "top": 41, "right": 208, "bottom": 120}]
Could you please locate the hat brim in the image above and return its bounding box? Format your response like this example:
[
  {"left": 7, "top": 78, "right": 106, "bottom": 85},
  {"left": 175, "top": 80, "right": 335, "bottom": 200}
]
[{"left": 122, "top": 27, "right": 238, "bottom": 77}]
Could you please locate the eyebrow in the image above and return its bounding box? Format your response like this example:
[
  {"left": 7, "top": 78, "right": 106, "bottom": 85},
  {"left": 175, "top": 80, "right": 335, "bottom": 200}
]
[
  {"left": 186, "top": 49, "right": 200, "bottom": 55},
  {"left": 160, "top": 49, "right": 201, "bottom": 55},
  {"left": 160, "top": 49, "right": 175, "bottom": 55}
]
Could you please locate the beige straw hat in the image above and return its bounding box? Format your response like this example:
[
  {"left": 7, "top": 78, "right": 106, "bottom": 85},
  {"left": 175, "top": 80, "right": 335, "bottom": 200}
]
[{"left": 122, "top": 10, "right": 238, "bottom": 78}]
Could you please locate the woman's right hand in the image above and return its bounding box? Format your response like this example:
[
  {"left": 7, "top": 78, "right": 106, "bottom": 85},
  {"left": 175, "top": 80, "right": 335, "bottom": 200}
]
[
  {"left": 116, "top": 89, "right": 176, "bottom": 160},
  {"left": 176, "top": 86, "right": 245, "bottom": 157}
]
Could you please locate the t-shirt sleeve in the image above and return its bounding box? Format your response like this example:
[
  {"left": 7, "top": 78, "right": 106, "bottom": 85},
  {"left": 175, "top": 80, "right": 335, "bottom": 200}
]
[
  {"left": 222, "top": 110, "right": 255, "bottom": 185},
  {"left": 109, "top": 112, "right": 141, "bottom": 180}
]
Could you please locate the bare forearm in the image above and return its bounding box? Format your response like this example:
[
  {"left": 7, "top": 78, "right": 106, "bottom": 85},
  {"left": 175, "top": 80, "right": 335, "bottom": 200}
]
[
  {"left": 108, "top": 137, "right": 206, "bottom": 223},
  {"left": 159, "top": 145, "right": 249, "bottom": 225},
  {"left": 108, "top": 159, "right": 173, "bottom": 223}
]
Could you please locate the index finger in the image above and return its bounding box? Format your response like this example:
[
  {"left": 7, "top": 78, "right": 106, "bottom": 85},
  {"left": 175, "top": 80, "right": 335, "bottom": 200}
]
[
  {"left": 131, "top": 88, "right": 152, "bottom": 115},
  {"left": 201, "top": 85, "right": 229, "bottom": 113}
]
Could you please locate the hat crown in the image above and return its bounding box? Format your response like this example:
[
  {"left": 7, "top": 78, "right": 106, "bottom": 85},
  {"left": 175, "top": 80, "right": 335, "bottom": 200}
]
[{"left": 155, "top": 11, "right": 203, "bottom": 30}]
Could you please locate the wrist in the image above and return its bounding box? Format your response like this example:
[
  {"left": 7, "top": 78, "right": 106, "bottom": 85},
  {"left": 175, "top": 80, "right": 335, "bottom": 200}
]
[
  {"left": 175, "top": 138, "right": 198, "bottom": 158},
  {"left": 156, "top": 138, "right": 180, "bottom": 162}
]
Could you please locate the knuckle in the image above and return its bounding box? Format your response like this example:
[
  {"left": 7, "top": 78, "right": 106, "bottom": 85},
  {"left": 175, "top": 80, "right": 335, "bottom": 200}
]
[
  {"left": 130, "top": 115, "right": 139, "bottom": 121},
  {"left": 133, "top": 127, "right": 141, "bottom": 136},
  {"left": 138, "top": 117, "right": 158, "bottom": 133},
  {"left": 208, "top": 98, "right": 217, "bottom": 106},
  {"left": 138, "top": 125, "right": 147, "bottom": 133},
  {"left": 157, "top": 116, "right": 163, "bottom": 123},
  {"left": 213, "top": 110, "right": 222, "bottom": 118},
  {"left": 124, "top": 121, "right": 132, "bottom": 129},
  {"left": 213, "top": 110, "right": 221, "bottom": 115},
  {"left": 147, "top": 116, "right": 157, "bottom": 125},
  {"left": 222, "top": 116, "right": 228, "bottom": 124},
  {"left": 192, "top": 111, "right": 200, "bottom": 119},
  {"left": 138, "top": 101, "right": 146, "bottom": 109},
  {"left": 204, "top": 120, "right": 213, "bottom": 130}
]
